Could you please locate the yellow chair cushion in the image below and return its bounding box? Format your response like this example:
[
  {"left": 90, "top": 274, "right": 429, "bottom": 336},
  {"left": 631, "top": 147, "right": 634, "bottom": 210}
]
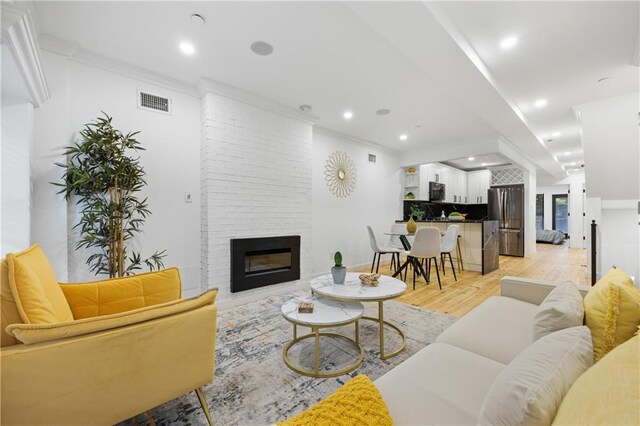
[
  {"left": 60, "top": 267, "right": 182, "bottom": 319},
  {"left": 6, "top": 245, "right": 74, "bottom": 324},
  {"left": 584, "top": 268, "right": 640, "bottom": 360},
  {"left": 7, "top": 289, "right": 217, "bottom": 345},
  {"left": 552, "top": 334, "right": 639, "bottom": 425},
  {"left": 278, "top": 375, "right": 393, "bottom": 426},
  {"left": 1, "top": 258, "right": 22, "bottom": 347}
]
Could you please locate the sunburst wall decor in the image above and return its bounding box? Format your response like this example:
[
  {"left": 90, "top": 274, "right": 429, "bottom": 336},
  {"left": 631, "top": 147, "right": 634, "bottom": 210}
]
[{"left": 324, "top": 150, "right": 357, "bottom": 198}]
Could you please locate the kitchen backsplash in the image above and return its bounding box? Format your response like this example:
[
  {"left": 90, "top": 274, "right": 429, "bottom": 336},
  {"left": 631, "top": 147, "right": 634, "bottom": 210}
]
[{"left": 403, "top": 200, "right": 488, "bottom": 221}]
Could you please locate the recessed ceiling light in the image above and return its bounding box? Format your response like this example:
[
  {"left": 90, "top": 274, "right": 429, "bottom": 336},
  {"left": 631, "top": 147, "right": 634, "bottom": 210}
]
[
  {"left": 468, "top": 157, "right": 475, "bottom": 161},
  {"left": 481, "top": 162, "right": 488, "bottom": 166},
  {"left": 399, "top": 134, "right": 408, "bottom": 141},
  {"left": 343, "top": 111, "right": 353, "bottom": 120},
  {"left": 552, "top": 131, "right": 562, "bottom": 137},
  {"left": 250, "top": 41, "right": 274, "bottom": 56},
  {"left": 534, "top": 99, "right": 547, "bottom": 108},
  {"left": 564, "top": 151, "right": 571, "bottom": 156},
  {"left": 376, "top": 108, "right": 391, "bottom": 116},
  {"left": 566, "top": 162, "right": 576, "bottom": 166},
  {"left": 500, "top": 36, "right": 518, "bottom": 50},
  {"left": 179, "top": 42, "right": 195, "bottom": 55}
]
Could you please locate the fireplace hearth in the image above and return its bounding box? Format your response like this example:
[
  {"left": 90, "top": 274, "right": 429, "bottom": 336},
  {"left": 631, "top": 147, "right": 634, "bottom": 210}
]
[{"left": 230, "top": 236, "right": 301, "bottom": 293}]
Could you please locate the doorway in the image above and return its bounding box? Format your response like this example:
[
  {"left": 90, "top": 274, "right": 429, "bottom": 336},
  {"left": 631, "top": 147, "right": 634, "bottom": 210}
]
[{"left": 552, "top": 194, "right": 569, "bottom": 236}]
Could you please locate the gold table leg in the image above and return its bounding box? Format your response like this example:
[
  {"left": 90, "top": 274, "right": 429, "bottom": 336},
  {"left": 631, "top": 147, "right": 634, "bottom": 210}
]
[
  {"left": 360, "top": 300, "right": 407, "bottom": 360},
  {"left": 314, "top": 327, "right": 320, "bottom": 376},
  {"left": 195, "top": 387, "right": 214, "bottom": 426}
]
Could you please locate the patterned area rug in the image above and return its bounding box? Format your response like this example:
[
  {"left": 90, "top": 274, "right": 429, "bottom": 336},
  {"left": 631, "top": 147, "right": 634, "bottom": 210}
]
[{"left": 127, "top": 290, "right": 456, "bottom": 425}]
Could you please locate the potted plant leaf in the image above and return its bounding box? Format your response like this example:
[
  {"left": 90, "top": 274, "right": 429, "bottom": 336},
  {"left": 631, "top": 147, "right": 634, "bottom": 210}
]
[
  {"left": 409, "top": 205, "right": 426, "bottom": 220},
  {"left": 331, "top": 251, "right": 347, "bottom": 284},
  {"left": 54, "top": 112, "right": 166, "bottom": 278}
]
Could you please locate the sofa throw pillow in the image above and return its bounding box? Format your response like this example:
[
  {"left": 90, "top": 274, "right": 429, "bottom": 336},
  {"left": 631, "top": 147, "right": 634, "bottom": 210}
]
[
  {"left": 584, "top": 268, "right": 640, "bottom": 360},
  {"left": 552, "top": 335, "right": 639, "bottom": 426},
  {"left": 278, "top": 375, "right": 393, "bottom": 426},
  {"left": 478, "top": 326, "right": 593, "bottom": 426},
  {"left": 7, "top": 245, "right": 73, "bottom": 324},
  {"left": 533, "top": 282, "right": 584, "bottom": 340}
]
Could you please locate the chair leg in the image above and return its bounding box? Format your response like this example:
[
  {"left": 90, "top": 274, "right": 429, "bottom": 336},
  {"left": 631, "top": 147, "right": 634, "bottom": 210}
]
[
  {"left": 371, "top": 253, "right": 377, "bottom": 273},
  {"left": 433, "top": 257, "right": 442, "bottom": 290},
  {"left": 195, "top": 387, "right": 214, "bottom": 426},
  {"left": 376, "top": 252, "right": 381, "bottom": 273},
  {"left": 449, "top": 252, "right": 457, "bottom": 282},
  {"left": 441, "top": 253, "right": 446, "bottom": 276}
]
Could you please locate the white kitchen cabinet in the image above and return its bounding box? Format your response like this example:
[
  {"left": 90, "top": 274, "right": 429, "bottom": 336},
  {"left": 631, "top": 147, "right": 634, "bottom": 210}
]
[
  {"left": 456, "top": 169, "right": 468, "bottom": 204},
  {"left": 467, "top": 170, "right": 491, "bottom": 204}
]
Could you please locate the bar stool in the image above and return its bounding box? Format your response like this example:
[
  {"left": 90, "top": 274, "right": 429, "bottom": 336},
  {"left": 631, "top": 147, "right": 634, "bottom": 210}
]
[{"left": 452, "top": 235, "right": 464, "bottom": 272}]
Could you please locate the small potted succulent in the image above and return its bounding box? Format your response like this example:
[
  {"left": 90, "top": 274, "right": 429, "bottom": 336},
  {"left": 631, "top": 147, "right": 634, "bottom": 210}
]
[{"left": 331, "top": 251, "right": 347, "bottom": 285}]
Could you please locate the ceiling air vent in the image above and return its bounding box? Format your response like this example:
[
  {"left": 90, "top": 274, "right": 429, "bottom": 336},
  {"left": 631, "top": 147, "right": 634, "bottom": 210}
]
[
  {"left": 138, "top": 90, "right": 172, "bottom": 115},
  {"left": 368, "top": 154, "right": 377, "bottom": 163}
]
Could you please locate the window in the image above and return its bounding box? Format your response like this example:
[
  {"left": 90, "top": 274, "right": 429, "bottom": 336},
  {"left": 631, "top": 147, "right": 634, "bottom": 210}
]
[
  {"left": 552, "top": 194, "right": 569, "bottom": 235},
  {"left": 536, "top": 194, "right": 544, "bottom": 231}
]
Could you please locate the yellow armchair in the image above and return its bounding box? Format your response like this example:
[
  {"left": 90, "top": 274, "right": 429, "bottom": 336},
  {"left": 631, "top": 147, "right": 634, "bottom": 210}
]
[{"left": 1, "top": 245, "right": 218, "bottom": 426}]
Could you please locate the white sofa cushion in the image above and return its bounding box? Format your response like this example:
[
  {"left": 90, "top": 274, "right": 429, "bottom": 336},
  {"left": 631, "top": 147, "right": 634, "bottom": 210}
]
[
  {"left": 435, "top": 296, "right": 538, "bottom": 364},
  {"left": 477, "top": 326, "right": 593, "bottom": 426},
  {"left": 375, "top": 342, "right": 505, "bottom": 425},
  {"left": 533, "top": 282, "right": 584, "bottom": 340}
]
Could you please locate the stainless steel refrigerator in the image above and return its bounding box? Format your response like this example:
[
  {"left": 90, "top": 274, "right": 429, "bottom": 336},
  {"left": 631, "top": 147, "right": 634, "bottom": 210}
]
[{"left": 488, "top": 185, "right": 525, "bottom": 257}]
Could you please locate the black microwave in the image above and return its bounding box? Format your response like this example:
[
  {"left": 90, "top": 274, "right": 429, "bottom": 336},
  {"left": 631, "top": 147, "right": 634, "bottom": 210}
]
[{"left": 429, "top": 181, "right": 446, "bottom": 201}]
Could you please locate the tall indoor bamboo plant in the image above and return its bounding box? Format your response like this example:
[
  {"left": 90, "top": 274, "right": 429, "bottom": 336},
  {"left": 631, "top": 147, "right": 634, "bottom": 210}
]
[{"left": 55, "top": 113, "right": 166, "bottom": 278}]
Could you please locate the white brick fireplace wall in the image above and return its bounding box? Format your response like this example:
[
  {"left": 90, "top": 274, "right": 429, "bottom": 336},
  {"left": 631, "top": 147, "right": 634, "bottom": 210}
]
[{"left": 200, "top": 80, "right": 314, "bottom": 305}]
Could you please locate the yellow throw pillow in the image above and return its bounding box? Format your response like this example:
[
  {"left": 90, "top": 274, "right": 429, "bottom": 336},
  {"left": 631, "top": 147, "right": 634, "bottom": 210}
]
[
  {"left": 552, "top": 335, "right": 639, "bottom": 425},
  {"left": 7, "top": 245, "right": 74, "bottom": 324},
  {"left": 584, "top": 268, "right": 640, "bottom": 360},
  {"left": 278, "top": 375, "right": 393, "bottom": 426}
]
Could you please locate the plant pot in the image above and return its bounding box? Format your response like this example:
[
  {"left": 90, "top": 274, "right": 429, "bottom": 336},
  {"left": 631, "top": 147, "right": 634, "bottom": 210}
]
[{"left": 331, "top": 266, "right": 347, "bottom": 285}]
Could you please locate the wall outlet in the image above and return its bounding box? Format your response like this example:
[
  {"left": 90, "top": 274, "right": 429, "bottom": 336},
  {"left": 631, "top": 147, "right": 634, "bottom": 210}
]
[{"left": 185, "top": 192, "right": 193, "bottom": 203}]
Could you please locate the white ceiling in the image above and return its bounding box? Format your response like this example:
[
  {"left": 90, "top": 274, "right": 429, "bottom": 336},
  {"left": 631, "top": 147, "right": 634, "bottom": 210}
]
[
  {"left": 28, "top": 1, "right": 639, "bottom": 177},
  {"left": 438, "top": 1, "right": 640, "bottom": 172}
]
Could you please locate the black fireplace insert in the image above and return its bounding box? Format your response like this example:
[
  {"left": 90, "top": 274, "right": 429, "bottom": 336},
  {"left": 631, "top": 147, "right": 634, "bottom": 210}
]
[{"left": 230, "top": 236, "right": 300, "bottom": 293}]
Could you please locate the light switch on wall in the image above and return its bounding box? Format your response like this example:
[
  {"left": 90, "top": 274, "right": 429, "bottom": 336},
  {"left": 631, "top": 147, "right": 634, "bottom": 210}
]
[{"left": 185, "top": 192, "right": 193, "bottom": 203}]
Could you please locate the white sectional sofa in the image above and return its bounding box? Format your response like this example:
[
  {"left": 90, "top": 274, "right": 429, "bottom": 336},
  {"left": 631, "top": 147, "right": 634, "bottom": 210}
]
[{"left": 374, "top": 276, "right": 591, "bottom": 425}]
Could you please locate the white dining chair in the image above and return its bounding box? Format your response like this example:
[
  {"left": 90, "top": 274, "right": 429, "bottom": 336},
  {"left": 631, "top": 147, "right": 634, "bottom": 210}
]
[
  {"left": 440, "top": 225, "right": 460, "bottom": 282},
  {"left": 393, "top": 227, "right": 442, "bottom": 290},
  {"left": 388, "top": 223, "right": 407, "bottom": 249},
  {"left": 366, "top": 226, "right": 401, "bottom": 273}
]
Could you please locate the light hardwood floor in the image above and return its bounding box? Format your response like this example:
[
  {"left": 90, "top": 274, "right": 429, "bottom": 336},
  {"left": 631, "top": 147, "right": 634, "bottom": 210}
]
[{"left": 355, "top": 243, "right": 589, "bottom": 318}]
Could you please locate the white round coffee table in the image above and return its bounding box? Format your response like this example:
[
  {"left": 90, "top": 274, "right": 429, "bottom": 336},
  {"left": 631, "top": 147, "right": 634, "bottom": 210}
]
[
  {"left": 310, "top": 273, "right": 407, "bottom": 360},
  {"left": 281, "top": 295, "right": 364, "bottom": 378}
]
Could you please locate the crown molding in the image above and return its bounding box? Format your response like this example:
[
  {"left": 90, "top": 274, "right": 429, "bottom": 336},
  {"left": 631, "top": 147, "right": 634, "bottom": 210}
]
[
  {"left": 313, "top": 126, "right": 401, "bottom": 155},
  {"left": 198, "top": 78, "right": 317, "bottom": 125},
  {"left": 38, "top": 34, "right": 199, "bottom": 97},
  {"left": 1, "top": 3, "right": 50, "bottom": 107}
]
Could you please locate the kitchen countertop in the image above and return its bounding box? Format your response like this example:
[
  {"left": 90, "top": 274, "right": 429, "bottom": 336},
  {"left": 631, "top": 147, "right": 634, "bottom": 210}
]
[{"left": 395, "top": 219, "right": 491, "bottom": 224}]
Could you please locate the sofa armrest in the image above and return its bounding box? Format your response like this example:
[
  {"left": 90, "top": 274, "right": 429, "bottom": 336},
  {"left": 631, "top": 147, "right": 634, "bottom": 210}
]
[
  {"left": 1, "top": 303, "right": 217, "bottom": 425},
  {"left": 7, "top": 289, "right": 217, "bottom": 345},
  {"left": 60, "top": 268, "right": 182, "bottom": 319},
  {"left": 500, "top": 276, "right": 590, "bottom": 305}
]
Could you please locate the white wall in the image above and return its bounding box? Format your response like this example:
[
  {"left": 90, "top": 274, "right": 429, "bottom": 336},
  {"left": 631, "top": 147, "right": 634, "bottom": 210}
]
[
  {"left": 32, "top": 50, "right": 202, "bottom": 294},
  {"left": 578, "top": 92, "right": 639, "bottom": 201},
  {"left": 312, "top": 128, "right": 401, "bottom": 274},
  {"left": 536, "top": 185, "right": 570, "bottom": 230},
  {"left": 200, "top": 82, "right": 314, "bottom": 305},
  {"left": 578, "top": 92, "right": 639, "bottom": 282},
  {"left": 1, "top": 103, "right": 33, "bottom": 254}
]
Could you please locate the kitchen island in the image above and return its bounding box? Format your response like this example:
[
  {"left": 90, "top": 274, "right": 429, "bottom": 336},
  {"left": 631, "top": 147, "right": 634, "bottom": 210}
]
[{"left": 395, "top": 219, "right": 499, "bottom": 274}]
